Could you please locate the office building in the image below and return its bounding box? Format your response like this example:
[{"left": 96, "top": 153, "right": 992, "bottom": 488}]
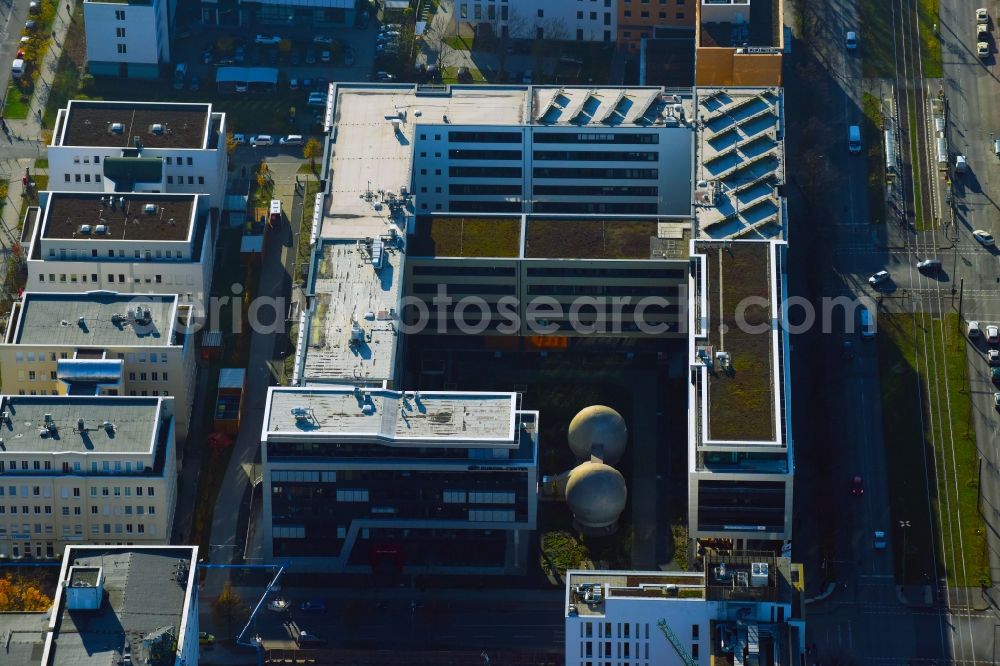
[
  {"left": 687, "top": 239, "right": 793, "bottom": 543},
  {"left": 619, "top": 0, "right": 696, "bottom": 53},
  {"left": 198, "top": 0, "right": 356, "bottom": 28},
  {"left": 0, "top": 395, "right": 176, "bottom": 560},
  {"left": 0, "top": 292, "right": 196, "bottom": 439},
  {"left": 42, "top": 544, "right": 200, "bottom": 666},
  {"left": 261, "top": 385, "right": 538, "bottom": 574},
  {"left": 564, "top": 553, "right": 806, "bottom": 665},
  {"left": 49, "top": 100, "right": 228, "bottom": 207},
  {"left": 454, "top": 0, "right": 615, "bottom": 42},
  {"left": 23, "top": 192, "right": 215, "bottom": 304},
  {"left": 696, "top": 0, "right": 785, "bottom": 86},
  {"left": 83, "top": 0, "right": 176, "bottom": 79}
]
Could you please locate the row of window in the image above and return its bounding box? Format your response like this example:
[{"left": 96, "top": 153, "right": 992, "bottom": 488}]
[
  {"left": 14, "top": 351, "right": 170, "bottom": 364},
  {"left": 38, "top": 273, "right": 190, "bottom": 287},
  {"left": 622, "top": 10, "right": 685, "bottom": 19},
  {"left": 0, "top": 483, "right": 153, "bottom": 495},
  {"left": 1, "top": 460, "right": 148, "bottom": 475},
  {"left": 621, "top": 0, "right": 686, "bottom": 4},
  {"left": 15, "top": 389, "right": 170, "bottom": 397},
  {"left": 45, "top": 248, "right": 189, "bottom": 260},
  {"left": 574, "top": 10, "right": 611, "bottom": 24},
  {"left": 0, "top": 522, "right": 153, "bottom": 535},
  {"left": 0, "top": 504, "right": 155, "bottom": 516},
  {"left": 62, "top": 174, "right": 205, "bottom": 185}
]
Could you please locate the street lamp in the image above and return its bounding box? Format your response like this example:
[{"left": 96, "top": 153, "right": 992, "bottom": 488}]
[{"left": 899, "top": 520, "right": 911, "bottom": 583}]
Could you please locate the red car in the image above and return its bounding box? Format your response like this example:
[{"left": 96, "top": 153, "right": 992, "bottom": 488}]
[
  {"left": 851, "top": 475, "right": 864, "bottom": 496},
  {"left": 15, "top": 49, "right": 24, "bottom": 59}
]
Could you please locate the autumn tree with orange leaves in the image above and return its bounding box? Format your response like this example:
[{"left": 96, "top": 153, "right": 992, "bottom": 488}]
[{"left": 0, "top": 573, "right": 52, "bottom": 611}]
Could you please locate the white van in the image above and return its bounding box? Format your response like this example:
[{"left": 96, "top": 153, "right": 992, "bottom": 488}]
[
  {"left": 11, "top": 58, "right": 24, "bottom": 79},
  {"left": 280, "top": 134, "right": 304, "bottom": 146},
  {"left": 251, "top": 134, "right": 273, "bottom": 147},
  {"left": 860, "top": 307, "right": 876, "bottom": 339},
  {"left": 848, "top": 125, "right": 862, "bottom": 153}
]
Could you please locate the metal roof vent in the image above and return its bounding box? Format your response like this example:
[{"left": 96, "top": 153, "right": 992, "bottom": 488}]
[
  {"left": 143, "top": 203, "right": 157, "bottom": 215},
  {"left": 79, "top": 224, "right": 92, "bottom": 234},
  {"left": 95, "top": 224, "right": 108, "bottom": 234},
  {"left": 109, "top": 122, "right": 124, "bottom": 134},
  {"left": 150, "top": 123, "right": 165, "bottom": 135}
]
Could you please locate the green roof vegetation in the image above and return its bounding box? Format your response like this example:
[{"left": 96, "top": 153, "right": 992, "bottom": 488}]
[
  {"left": 526, "top": 219, "right": 658, "bottom": 259},
  {"left": 407, "top": 216, "right": 521, "bottom": 258},
  {"left": 700, "top": 242, "right": 775, "bottom": 442}
]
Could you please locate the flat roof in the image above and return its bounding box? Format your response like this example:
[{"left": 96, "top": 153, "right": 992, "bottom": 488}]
[
  {"left": 408, "top": 216, "right": 521, "bottom": 258},
  {"left": 301, "top": 241, "right": 402, "bottom": 383},
  {"left": 266, "top": 386, "right": 518, "bottom": 444},
  {"left": 47, "top": 546, "right": 197, "bottom": 666},
  {"left": 531, "top": 87, "right": 695, "bottom": 126},
  {"left": 0, "top": 395, "right": 163, "bottom": 454},
  {"left": 695, "top": 87, "right": 784, "bottom": 240},
  {"left": 10, "top": 292, "right": 178, "bottom": 348},
  {"left": 699, "top": 0, "right": 780, "bottom": 48},
  {"left": 59, "top": 100, "right": 211, "bottom": 149},
  {"left": 566, "top": 570, "right": 707, "bottom": 616},
  {"left": 696, "top": 240, "right": 777, "bottom": 442},
  {"left": 323, "top": 86, "right": 526, "bottom": 241},
  {"left": 525, "top": 219, "right": 690, "bottom": 260},
  {"left": 42, "top": 192, "right": 196, "bottom": 242}
]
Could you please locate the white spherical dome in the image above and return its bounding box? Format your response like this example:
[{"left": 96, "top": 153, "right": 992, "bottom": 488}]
[
  {"left": 568, "top": 405, "right": 628, "bottom": 465},
  {"left": 565, "top": 461, "right": 627, "bottom": 530}
]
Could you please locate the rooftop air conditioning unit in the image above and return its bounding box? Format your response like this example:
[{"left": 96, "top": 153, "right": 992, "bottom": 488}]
[
  {"left": 79, "top": 225, "right": 92, "bottom": 234},
  {"left": 144, "top": 204, "right": 157, "bottom": 215},
  {"left": 95, "top": 224, "right": 108, "bottom": 234},
  {"left": 151, "top": 123, "right": 165, "bottom": 135},
  {"left": 109, "top": 123, "right": 125, "bottom": 134}
]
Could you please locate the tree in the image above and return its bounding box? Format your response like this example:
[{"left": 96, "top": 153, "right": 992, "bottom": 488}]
[
  {"left": 225, "top": 132, "right": 238, "bottom": 156},
  {"left": 481, "top": 6, "right": 528, "bottom": 80},
  {"left": 212, "top": 581, "right": 248, "bottom": 641},
  {"left": 303, "top": 138, "right": 322, "bottom": 174},
  {"left": 0, "top": 573, "right": 52, "bottom": 611}
]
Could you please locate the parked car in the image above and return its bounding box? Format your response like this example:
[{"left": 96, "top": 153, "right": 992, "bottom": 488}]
[
  {"left": 989, "top": 349, "right": 1000, "bottom": 366},
  {"left": 850, "top": 475, "right": 864, "bottom": 496},
  {"left": 234, "top": 82, "right": 248, "bottom": 93},
  {"left": 234, "top": 46, "right": 246, "bottom": 63},
  {"left": 988, "top": 325, "right": 999, "bottom": 344},
  {"left": 841, "top": 339, "right": 854, "bottom": 361},
  {"left": 978, "top": 8, "right": 990, "bottom": 25},
  {"left": 522, "top": 69, "right": 534, "bottom": 84},
  {"left": 198, "top": 632, "right": 215, "bottom": 646},
  {"left": 994, "top": 392, "right": 1000, "bottom": 409},
  {"left": 978, "top": 41, "right": 990, "bottom": 59},
  {"left": 299, "top": 599, "right": 327, "bottom": 613},
  {"left": 377, "top": 30, "right": 401, "bottom": 41},
  {"left": 305, "top": 49, "right": 317, "bottom": 65},
  {"left": 992, "top": 367, "right": 1000, "bottom": 385},
  {"left": 344, "top": 47, "right": 356, "bottom": 66},
  {"left": 969, "top": 320, "right": 982, "bottom": 338},
  {"left": 868, "top": 270, "right": 891, "bottom": 287},
  {"left": 255, "top": 35, "right": 282, "bottom": 45},
  {"left": 375, "top": 71, "right": 395, "bottom": 82},
  {"left": 974, "top": 229, "right": 996, "bottom": 246},
  {"left": 313, "top": 34, "right": 334, "bottom": 44},
  {"left": 232, "top": 133, "right": 246, "bottom": 145},
  {"left": 267, "top": 597, "right": 290, "bottom": 613},
  {"left": 321, "top": 50, "right": 332, "bottom": 63},
  {"left": 297, "top": 631, "right": 327, "bottom": 648},
  {"left": 189, "top": 75, "right": 200, "bottom": 92},
  {"left": 846, "top": 31, "right": 858, "bottom": 49},
  {"left": 202, "top": 48, "right": 214, "bottom": 65},
  {"left": 24, "top": 19, "right": 37, "bottom": 31},
  {"left": 280, "top": 134, "right": 305, "bottom": 146},
  {"left": 873, "top": 530, "right": 887, "bottom": 550},
  {"left": 380, "top": 23, "right": 402, "bottom": 33},
  {"left": 28, "top": 1, "right": 39, "bottom": 14},
  {"left": 307, "top": 93, "right": 327, "bottom": 107},
  {"left": 289, "top": 78, "right": 299, "bottom": 91},
  {"left": 457, "top": 66, "right": 472, "bottom": 82},
  {"left": 290, "top": 49, "right": 300, "bottom": 65},
  {"left": 250, "top": 134, "right": 274, "bottom": 147}
]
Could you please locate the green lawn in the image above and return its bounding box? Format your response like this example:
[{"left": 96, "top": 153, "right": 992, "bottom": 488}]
[
  {"left": 33, "top": 159, "right": 47, "bottom": 170},
  {"left": 862, "top": 92, "right": 886, "bottom": 225},
  {"left": 443, "top": 34, "right": 474, "bottom": 51},
  {"left": 917, "top": 0, "right": 942, "bottom": 78},
  {"left": 442, "top": 65, "right": 486, "bottom": 84},
  {"left": 908, "top": 102, "right": 926, "bottom": 230},
  {"left": 878, "top": 313, "right": 989, "bottom": 587},
  {"left": 4, "top": 85, "right": 30, "bottom": 119}
]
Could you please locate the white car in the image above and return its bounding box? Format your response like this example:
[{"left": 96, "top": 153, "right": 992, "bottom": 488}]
[
  {"left": 280, "top": 134, "right": 304, "bottom": 146},
  {"left": 312, "top": 35, "right": 334, "bottom": 44},
  {"left": 969, "top": 320, "right": 981, "bottom": 338},
  {"left": 868, "top": 270, "right": 891, "bottom": 287},
  {"left": 994, "top": 392, "right": 1000, "bottom": 409},
  {"left": 321, "top": 50, "right": 331, "bottom": 63},
  {"left": 978, "top": 8, "right": 990, "bottom": 24},
  {"left": 988, "top": 325, "right": 999, "bottom": 344},
  {"left": 978, "top": 41, "right": 990, "bottom": 58},
  {"left": 989, "top": 349, "right": 1000, "bottom": 366},
  {"left": 232, "top": 133, "right": 246, "bottom": 145},
  {"left": 846, "top": 31, "right": 858, "bottom": 49},
  {"left": 873, "top": 530, "right": 887, "bottom": 550},
  {"left": 267, "top": 597, "right": 290, "bottom": 613},
  {"left": 974, "top": 229, "right": 996, "bottom": 246},
  {"left": 255, "top": 34, "right": 282, "bottom": 45}
]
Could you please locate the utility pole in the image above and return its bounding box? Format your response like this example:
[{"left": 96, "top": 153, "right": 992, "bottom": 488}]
[
  {"left": 899, "top": 520, "right": 911, "bottom": 584},
  {"left": 958, "top": 278, "right": 964, "bottom": 320}
]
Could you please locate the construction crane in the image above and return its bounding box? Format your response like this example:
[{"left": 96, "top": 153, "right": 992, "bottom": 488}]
[{"left": 657, "top": 618, "right": 698, "bottom": 666}]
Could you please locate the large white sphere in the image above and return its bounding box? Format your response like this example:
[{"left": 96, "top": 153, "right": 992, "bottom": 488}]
[
  {"left": 568, "top": 405, "right": 628, "bottom": 465},
  {"left": 565, "top": 461, "right": 628, "bottom": 530}
]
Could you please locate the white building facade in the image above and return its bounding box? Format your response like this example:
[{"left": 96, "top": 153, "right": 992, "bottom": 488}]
[
  {"left": 24, "top": 192, "right": 215, "bottom": 304},
  {"left": 49, "top": 101, "right": 228, "bottom": 207},
  {"left": 83, "top": 0, "right": 175, "bottom": 79},
  {"left": 456, "top": 0, "right": 616, "bottom": 41},
  {"left": 0, "top": 395, "right": 176, "bottom": 560}
]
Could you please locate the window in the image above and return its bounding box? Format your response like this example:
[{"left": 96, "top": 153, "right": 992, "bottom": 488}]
[
  {"left": 115, "top": 9, "right": 125, "bottom": 19},
  {"left": 147, "top": 487, "right": 154, "bottom": 497},
  {"left": 691, "top": 644, "right": 699, "bottom": 659},
  {"left": 641, "top": 10, "right": 649, "bottom": 17},
  {"left": 117, "top": 44, "right": 127, "bottom": 54},
  {"left": 537, "top": 8, "right": 544, "bottom": 17},
  {"left": 64, "top": 174, "right": 70, "bottom": 182},
  {"left": 116, "top": 27, "right": 125, "bottom": 38},
  {"left": 577, "top": 10, "right": 583, "bottom": 18},
  {"left": 590, "top": 11, "right": 597, "bottom": 19},
  {"left": 75, "top": 174, "right": 81, "bottom": 182},
  {"left": 186, "top": 157, "right": 193, "bottom": 166},
  {"left": 166, "top": 157, "right": 172, "bottom": 165},
  {"left": 187, "top": 176, "right": 194, "bottom": 184},
  {"left": 624, "top": 10, "right": 631, "bottom": 17},
  {"left": 604, "top": 13, "right": 611, "bottom": 24},
  {"left": 198, "top": 176, "right": 205, "bottom": 185},
  {"left": 659, "top": 11, "right": 666, "bottom": 17},
  {"left": 577, "top": 28, "right": 584, "bottom": 39},
  {"left": 692, "top": 624, "right": 699, "bottom": 640},
  {"left": 166, "top": 176, "right": 173, "bottom": 184}
]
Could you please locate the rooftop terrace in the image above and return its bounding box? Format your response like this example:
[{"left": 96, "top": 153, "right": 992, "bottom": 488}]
[
  {"left": 42, "top": 192, "right": 195, "bottom": 242},
  {"left": 266, "top": 386, "right": 518, "bottom": 444},
  {"left": 699, "top": 0, "right": 781, "bottom": 48},
  {"left": 407, "top": 216, "right": 521, "bottom": 258},
  {"left": 695, "top": 87, "right": 784, "bottom": 240},
  {"left": 695, "top": 240, "right": 778, "bottom": 443},
  {"left": 526, "top": 219, "right": 691, "bottom": 260},
  {"left": 8, "top": 292, "right": 178, "bottom": 348},
  {"left": 565, "top": 569, "right": 707, "bottom": 617},
  {"left": 0, "top": 395, "right": 164, "bottom": 454},
  {"left": 46, "top": 546, "right": 197, "bottom": 666},
  {"left": 301, "top": 240, "right": 402, "bottom": 384},
  {"left": 58, "top": 101, "right": 211, "bottom": 150}
]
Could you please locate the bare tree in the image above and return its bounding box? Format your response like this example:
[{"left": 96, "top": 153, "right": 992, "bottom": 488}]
[{"left": 478, "top": 6, "right": 528, "bottom": 80}]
